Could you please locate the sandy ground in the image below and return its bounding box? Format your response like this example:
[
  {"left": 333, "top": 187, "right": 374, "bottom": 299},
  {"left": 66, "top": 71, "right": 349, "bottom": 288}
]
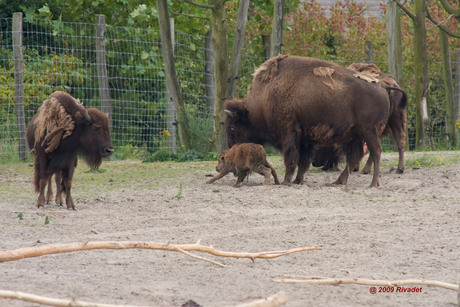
[{"left": 0, "top": 152, "right": 459, "bottom": 307}]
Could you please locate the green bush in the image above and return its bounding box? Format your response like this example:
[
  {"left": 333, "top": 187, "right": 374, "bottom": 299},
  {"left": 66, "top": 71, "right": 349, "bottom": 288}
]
[
  {"left": 177, "top": 150, "right": 204, "bottom": 162},
  {"left": 143, "top": 149, "right": 178, "bottom": 162}
]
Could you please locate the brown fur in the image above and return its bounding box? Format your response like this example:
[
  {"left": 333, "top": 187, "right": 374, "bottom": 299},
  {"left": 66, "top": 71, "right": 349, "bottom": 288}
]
[
  {"left": 224, "top": 55, "right": 400, "bottom": 187},
  {"left": 206, "top": 143, "right": 280, "bottom": 187},
  {"left": 313, "top": 63, "right": 408, "bottom": 174},
  {"left": 27, "top": 91, "right": 114, "bottom": 210}
]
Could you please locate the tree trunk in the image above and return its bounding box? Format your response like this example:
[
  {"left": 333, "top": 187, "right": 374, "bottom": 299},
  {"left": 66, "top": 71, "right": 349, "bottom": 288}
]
[
  {"left": 157, "top": 0, "right": 191, "bottom": 150},
  {"left": 385, "top": 2, "right": 404, "bottom": 87},
  {"left": 386, "top": 2, "right": 408, "bottom": 150},
  {"left": 413, "top": 0, "right": 430, "bottom": 149},
  {"left": 440, "top": 31, "right": 458, "bottom": 148},
  {"left": 270, "top": 0, "right": 284, "bottom": 58},
  {"left": 211, "top": 3, "right": 229, "bottom": 152},
  {"left": 225, "top": 0, "right": 249, "bottom": 99}
]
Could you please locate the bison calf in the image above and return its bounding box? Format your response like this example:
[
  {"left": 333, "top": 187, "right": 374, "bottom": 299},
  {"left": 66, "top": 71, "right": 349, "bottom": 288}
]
[{"left": 206, "top": 143, "right": 280, "bottom": 187}]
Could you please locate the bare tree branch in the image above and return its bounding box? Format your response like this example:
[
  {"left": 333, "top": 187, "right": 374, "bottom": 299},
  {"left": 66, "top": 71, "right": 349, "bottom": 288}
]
[
  {"left": 183, "top": 0, "right": 217, "bottom": 9},
  {"left": 169, "top": 8, "right": 209, "bottom": 20},
  {"left": 425, "top": 9, "right": 460, "bottom": 38},
  {"left": 390, "top": 0, "right": 416, "bottom": 20},
  {"left": 438, "top": 0, "right": 458, "bottom": 15}
]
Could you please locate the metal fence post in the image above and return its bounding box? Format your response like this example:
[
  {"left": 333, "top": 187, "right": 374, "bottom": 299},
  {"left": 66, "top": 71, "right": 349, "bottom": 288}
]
[{"left": 13, "top": 12, "right": 27, "bottom": 161}]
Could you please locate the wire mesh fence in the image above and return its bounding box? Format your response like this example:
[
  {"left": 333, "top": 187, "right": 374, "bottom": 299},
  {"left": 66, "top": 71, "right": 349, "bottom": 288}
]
[{"left": 0, "top": 14, "right": 458, "bottom": 163}]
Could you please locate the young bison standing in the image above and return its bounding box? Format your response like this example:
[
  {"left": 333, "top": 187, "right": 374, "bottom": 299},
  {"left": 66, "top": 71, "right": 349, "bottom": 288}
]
[{"left": 206, "top": 143, "right": 280, "bottom": 187}]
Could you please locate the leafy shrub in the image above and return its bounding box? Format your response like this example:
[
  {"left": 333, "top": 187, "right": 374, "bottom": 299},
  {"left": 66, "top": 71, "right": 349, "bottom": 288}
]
[
  {"left": 203, "top": 151, "right": 219, "bottom": 161},
  {"left": 177, "top": 150, "right": 204, "bottom": 162},
  {"left": 143, "top": 149, "right": 178, "bottom": 162}
]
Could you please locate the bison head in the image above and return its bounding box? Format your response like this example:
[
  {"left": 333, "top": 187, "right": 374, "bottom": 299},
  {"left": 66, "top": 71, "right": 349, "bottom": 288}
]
[
  {"left": 216, "top": 150, "right": 228, "bottom": 172},
  {"left": 78, "top": 108, "right": 114, "bottom": 169},
  {"left": 223, "top": 99, "right": 256, "bottom": 148}
]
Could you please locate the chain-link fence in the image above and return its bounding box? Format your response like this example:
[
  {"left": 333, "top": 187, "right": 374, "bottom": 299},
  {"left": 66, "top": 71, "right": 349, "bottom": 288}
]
[{"left": 0, "top": 14, "right": 458, "bottom": 162}]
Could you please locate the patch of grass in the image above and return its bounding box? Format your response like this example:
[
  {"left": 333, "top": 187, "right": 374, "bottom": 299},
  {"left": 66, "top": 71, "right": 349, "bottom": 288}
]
[
  {"left": 111, "top": 143, "right": 148, "bottom": 161},
  {"left": 406, "top": 152, "right": 446, "bottom": 168},
  {"left": 175, "top": 183, "right": 183, "bottom": 199}
]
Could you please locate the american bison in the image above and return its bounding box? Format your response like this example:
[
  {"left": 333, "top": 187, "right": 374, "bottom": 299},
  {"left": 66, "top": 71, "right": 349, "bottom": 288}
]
[
  {"left": 206, "top": 143, "right": 280, "bottom": 187},
  {"left": 224, "top": 55, "right": 406, "bottom": 187},
  {"left": 27, "top": 91, "right": 114, "bottom": 210},
  {"left": 312, "top": 63, "right": 407, "bottom": 174}
]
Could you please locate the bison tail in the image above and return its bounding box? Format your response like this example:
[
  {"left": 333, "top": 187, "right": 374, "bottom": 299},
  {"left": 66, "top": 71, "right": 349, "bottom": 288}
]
[{"left": 386, "top": 87, "right": 408, "bottom": 109}]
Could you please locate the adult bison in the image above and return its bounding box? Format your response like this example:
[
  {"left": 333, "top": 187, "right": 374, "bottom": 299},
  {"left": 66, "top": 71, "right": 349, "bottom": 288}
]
[
  {"left": 312, "top": 63, "right": 407, "bottom": 174},
  {"left": 224, "top": 55, "right": 404, "bottom": 187},
  {"left": 27, "top": 91, "right": 114, "bottom": 210}
]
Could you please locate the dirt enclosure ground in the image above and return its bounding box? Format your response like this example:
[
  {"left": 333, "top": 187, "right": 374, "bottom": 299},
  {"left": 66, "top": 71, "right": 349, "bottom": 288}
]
[{"left": 0, "top": 151, "right": 459, "bottom": 307}]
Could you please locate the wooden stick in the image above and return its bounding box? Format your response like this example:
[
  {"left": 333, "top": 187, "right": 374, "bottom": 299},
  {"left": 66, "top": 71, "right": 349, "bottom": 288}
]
[
  {"left": 0, "top": 290, "right": 150, "bottom": 307},
  {"left": 274, "top": 275, "right": 459, "bottom": 291},
  {"left": 0, "top": 240, "right": 321, "bottom": 264},
  {"left": 233, "top": 291, "right": 289, "bottom": 307},
  {"left": 0, "top": 290, "right": 289, "bottom": 307}
]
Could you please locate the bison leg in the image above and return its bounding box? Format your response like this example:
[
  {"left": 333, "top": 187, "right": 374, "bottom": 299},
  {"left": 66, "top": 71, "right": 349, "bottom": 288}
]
[
  {"left": 206, "top": 167, "right": 232, "bottom": 184},
  {"left": 235, "top": 171, "right": 249, "bottom": 187},
  {"left": 61, "top": 167, "right": 76, "bottom": 210},
  {"left": 363, "top": 135, "right": 382, "bottom": 187},
  {"left": 360, "top": 156, "right": 373, "bottom": 174},
  {"left": 45, "top": 176, "right": 53, "bottom": 205},
  {"left": 266, "top": 162, "right": 280, "bottom": 185},
  {"left": 281, "top": 134, "right": 300, "bottom": 184},
  {"left": 36, "top": 177, "right": 48, "bottom": 208},
  {"left": 334, "top": 138, "right": 363, "bottom": 185},
  {"left": 388, "top": 118, "right": 406, "bottom": 174},
  {"left": 293, "top": 145, "right": 312, "bottom": 184},
  {"left": 253, "top": 164, "right": 273, "bottom": 185},
  {"left": 54, "top": 171, "right": 64, "bottom": 207}
]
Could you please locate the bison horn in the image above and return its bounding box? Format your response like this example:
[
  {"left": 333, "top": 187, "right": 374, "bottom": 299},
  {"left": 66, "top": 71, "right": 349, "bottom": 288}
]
[
  {"left": 85, "top": 109, "right": 91, "bottom": 121},
  {"left": 224, "top": 109, "right": 233, "bottom": 118}
]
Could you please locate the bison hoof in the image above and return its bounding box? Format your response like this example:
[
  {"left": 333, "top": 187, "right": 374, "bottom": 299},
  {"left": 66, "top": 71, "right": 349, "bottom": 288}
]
[
  {"left": 67, "top": 207, "right": 77, "bottom": 211},
  {"left": 56, "top": 203, "right": 64, "bottom": 207},
  {"left": 333, "top": 179, "right": 347, "bottom": 185},
  {"left": 45, "top": 201, "right": 53, "bottom": 205},
  {"left": 396, "top": 168, "right": 405, "bottom": 174}
]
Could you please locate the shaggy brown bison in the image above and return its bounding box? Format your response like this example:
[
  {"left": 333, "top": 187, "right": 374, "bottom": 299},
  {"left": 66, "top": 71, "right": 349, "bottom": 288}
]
[
  {"left": 206, "top": 143, "right": 280, "bottom": 187},
  {"left": 27, "top": 91, "right": 114, "bottom": 210},
  {"left": 224, "top": 55, "right": 406, "bottom": 187},
  {"left": 312, "top": 63, "right": 407, "bottom": 174}
]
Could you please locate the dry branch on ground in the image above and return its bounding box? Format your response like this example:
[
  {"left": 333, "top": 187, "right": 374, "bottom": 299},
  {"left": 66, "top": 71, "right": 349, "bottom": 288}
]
[
  {"left": 0, "top": 240, "right": 321, "bottom": 267},
  {"left": 274, "top": 275, "right": 459, "bottom": 291},
  {"left": 0, "top": 290, "right": 289, "bottom": 307}
]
